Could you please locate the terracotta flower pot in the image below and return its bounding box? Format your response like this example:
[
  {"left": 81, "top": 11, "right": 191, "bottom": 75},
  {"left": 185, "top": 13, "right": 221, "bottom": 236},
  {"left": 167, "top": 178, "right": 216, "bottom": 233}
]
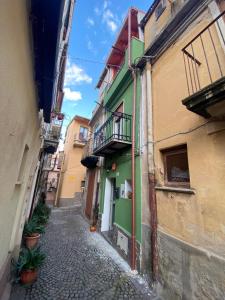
[
  {"left": 90, "top": 226, "right": 96, "bottom": 232},
  {"left": 24, "top": 233, "right": 40, "bottom": 249},
  {"left": 20, "top": 269, "right": 38, "bottom": 285}
]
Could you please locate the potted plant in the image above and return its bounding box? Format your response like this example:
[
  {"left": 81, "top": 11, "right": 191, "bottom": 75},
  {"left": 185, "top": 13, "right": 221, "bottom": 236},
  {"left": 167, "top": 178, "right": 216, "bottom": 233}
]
[
  {"left": 33, "top": 201, "right": 51, "bottom": 226},
  {"left": 23, "top": 217, "right": 45, "bottom": 249},
  {"left": 17, "top": 247, "right": 45, "bottom": 285},
  {"left": 90, "top": 204, "right": 99, "bottom": 232},
  {"left": 57, "top": 113, "right": 64, "bottom": 120}
]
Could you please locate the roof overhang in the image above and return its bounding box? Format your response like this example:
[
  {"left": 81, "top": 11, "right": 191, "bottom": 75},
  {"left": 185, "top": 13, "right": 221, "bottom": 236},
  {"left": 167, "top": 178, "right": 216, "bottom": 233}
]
[
  {"left": 96, "top": 7, "right": 140, "bottom": 89},
  {"left": 31, "top": 0, "right": 63, "bottom": 122}
]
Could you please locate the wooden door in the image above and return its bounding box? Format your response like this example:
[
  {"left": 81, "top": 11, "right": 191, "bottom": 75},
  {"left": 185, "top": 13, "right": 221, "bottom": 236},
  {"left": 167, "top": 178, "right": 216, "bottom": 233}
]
[{"left": 85, "top": 169, "right": 96, "bottom": 219}]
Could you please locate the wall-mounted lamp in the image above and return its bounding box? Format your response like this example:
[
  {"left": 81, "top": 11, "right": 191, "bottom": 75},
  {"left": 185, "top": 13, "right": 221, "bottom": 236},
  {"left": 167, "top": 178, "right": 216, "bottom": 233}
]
[{"left": 112, "top": 163, "right": 117, "bottom": 171}]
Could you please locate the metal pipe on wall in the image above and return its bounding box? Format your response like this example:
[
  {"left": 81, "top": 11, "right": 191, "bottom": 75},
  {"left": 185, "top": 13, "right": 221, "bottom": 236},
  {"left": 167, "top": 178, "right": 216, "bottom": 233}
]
[
  {"left": 146, "top": 66, "right": 158, "bottom": 281},
  {"left": 131, "top": 69, "right": 137, "bottom": 270},
  {"left": 128, "top": 7, "right": 137, "bottom": 270}
]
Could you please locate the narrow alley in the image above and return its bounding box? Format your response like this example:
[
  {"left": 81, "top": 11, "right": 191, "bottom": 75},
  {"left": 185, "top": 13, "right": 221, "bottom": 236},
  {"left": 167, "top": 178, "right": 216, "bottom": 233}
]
[{"left": 10, "top": 206, "right": 157, "bottom": 300}]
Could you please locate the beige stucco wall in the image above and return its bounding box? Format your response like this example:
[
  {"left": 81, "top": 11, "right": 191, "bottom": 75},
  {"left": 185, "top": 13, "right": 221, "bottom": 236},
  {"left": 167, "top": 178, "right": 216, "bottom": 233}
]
[
  {"left": 148, "top": 6, "right": 225, "bottom": 258},
  {"left": 59, "top": 119, "right": 89, "bottom": 200},
  {"left": 0, "top": 0, "right": 42, "bottom": 273},
  {"left": 144, "top": 0, "right": 185, "bottom": 51}
]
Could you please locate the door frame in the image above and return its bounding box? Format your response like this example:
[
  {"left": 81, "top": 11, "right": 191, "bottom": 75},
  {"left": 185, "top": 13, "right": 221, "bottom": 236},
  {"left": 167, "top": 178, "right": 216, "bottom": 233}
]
[{"left": 101, "top": 177, "right": 113, "bottom": 232}]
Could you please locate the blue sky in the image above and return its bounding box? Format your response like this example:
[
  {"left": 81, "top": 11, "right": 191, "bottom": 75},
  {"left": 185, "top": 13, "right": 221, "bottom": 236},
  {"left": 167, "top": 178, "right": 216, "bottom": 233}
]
[{"left": 60, "top": 0, "right": 153, "bottom": 142}]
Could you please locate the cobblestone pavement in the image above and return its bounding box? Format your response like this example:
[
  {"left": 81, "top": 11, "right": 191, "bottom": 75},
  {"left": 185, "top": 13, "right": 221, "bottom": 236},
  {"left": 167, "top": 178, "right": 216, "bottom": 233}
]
[{"left": 10, "top": 206, "right": 158, "bottom": 300}]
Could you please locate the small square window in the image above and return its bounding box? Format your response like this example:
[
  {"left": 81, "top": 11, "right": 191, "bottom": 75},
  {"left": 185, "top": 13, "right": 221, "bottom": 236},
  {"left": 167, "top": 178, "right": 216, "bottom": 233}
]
[
  {"left": 81, "top": 180, "right": 85, "bottom": 188},
  {"left": 79, "top": 126, "right": 88, "bottom": 142},
  {"left": 155, "top": 0, "right": 166, "bottom": 20},
  {"left": 161, "top": 145, "right": 190, "bottom": 187}
]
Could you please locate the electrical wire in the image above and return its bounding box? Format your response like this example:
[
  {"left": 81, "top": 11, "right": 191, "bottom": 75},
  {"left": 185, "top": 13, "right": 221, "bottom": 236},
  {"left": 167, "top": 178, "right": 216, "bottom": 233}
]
[{"left": 138, "top": 120, "right": 211, "bottom": 150}]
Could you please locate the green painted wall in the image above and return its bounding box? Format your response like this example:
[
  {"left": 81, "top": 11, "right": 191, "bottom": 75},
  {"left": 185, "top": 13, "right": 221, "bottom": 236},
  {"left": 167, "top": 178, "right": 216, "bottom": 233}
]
[{"left": 99, "top": 38, "right": 144, "bottom": 244}]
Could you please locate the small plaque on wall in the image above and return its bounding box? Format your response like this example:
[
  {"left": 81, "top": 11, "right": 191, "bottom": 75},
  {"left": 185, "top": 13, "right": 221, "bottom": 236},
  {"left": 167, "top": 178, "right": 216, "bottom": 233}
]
[{"left": 120, "top": 184, "right": 125, "bottom": 198}]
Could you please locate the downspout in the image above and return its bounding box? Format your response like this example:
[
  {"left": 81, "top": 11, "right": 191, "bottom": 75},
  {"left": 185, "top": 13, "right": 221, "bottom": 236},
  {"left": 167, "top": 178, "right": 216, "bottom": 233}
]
[
  {"left": 146, "top": 65, "right": 158, "bottom": 281},
  {"left": 128, "top": 8, "right": 137, "bottom": 271},
  {"left": 131, "top": 69, "right": 137, "bottom": 270}
]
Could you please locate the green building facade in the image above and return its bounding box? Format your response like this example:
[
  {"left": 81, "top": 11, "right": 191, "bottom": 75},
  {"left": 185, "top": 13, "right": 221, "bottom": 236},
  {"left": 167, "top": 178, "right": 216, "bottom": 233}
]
[{"left": 93, "top": 33, "right": 145, "bottom": 267}]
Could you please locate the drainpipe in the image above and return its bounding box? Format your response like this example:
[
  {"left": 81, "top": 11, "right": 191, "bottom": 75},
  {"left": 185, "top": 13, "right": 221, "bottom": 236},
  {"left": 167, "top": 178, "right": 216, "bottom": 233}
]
[
  {"left": 146, "top": 66, "right": 158, "bottom": 281},
  {"left": 128, "top": 8, "right": 137, "bottom": 271},
  {"left": 131, "top": 69, "right": 137, "bottom": 270},
  {"left": 128, "top": 9, "right": 132, "bottom": 67}
]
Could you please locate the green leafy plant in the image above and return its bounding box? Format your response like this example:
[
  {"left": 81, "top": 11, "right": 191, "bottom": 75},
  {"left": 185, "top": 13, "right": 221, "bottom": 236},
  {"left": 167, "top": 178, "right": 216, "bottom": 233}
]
[
  {"left": 23, "top": 217, "right": 45, "bottom": 236},
  {"left": 16, "top": 247, "right": 45, "bottom": 273},
  {"left": 33, "top": 201, "right": 51, "bottom": 225}
]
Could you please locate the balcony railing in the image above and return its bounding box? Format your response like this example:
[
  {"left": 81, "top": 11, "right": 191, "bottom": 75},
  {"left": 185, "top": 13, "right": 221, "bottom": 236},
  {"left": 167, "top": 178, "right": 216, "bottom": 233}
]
[
  {"left": 93, "top": 112, "right": 132, "bottom": 156},
  {"left": 182, "top": 10, "right": 225, "bottom": 96}
]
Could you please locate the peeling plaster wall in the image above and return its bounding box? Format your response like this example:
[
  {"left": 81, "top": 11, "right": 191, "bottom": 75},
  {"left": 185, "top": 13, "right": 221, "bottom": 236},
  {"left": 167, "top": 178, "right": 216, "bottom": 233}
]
[
  {"left": 144, "top": 2, "right": 225, "bottom": 298},
  {"left": 157, "top": 231, "right": 225, "bottom": 300}
]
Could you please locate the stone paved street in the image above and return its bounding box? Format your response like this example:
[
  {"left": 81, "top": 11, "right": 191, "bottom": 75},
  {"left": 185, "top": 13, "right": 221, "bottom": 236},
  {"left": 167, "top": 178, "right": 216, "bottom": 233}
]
[{"left": 10, "top": 206, "right": 158, "bottom": 300}]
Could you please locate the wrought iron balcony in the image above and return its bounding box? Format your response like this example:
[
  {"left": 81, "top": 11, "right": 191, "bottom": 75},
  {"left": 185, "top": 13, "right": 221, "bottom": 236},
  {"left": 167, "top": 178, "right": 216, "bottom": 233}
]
[
  {"left": 93, "top": 112, "right": 132, "bottom": 156},
  {"left": 182, "top": 10, "right": 225, "bottom": 118},
  {"left": 43, "top": 113, "right": 64, "bottom": 153}
]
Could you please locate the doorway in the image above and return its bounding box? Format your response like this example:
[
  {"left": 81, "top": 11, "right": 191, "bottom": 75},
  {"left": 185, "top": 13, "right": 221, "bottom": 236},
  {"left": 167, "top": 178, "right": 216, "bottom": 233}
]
[
  {"left": 85, "top": 169, "right": 96, "bottom": 219},
  {"left": 101, "top": 177, "right": 116, "bottom": 232}
]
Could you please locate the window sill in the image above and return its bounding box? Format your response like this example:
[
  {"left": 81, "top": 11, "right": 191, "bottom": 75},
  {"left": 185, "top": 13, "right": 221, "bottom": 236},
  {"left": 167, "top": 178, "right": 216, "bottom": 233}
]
[
  {"left": 155, "top": 186, "right": 195, "bottom": 194},
  {"left": 15, "top": 181, "right": 23, "bottom": 185}
]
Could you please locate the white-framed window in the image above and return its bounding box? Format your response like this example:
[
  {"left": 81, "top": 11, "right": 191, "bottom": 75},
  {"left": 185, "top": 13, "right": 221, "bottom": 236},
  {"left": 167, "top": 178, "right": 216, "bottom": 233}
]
[
  {"left": 79, "top": 126, "right": 88, "bottom": 142},
  {"left": 161, "top": 144, "right": 190, "bottom": 188},
  {"left": 155, "top": 0, "right": 167, "bottom": 20}
]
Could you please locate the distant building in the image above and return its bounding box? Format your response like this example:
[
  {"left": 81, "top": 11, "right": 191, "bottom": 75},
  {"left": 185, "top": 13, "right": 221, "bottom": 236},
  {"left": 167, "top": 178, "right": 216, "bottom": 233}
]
[
  {"left": 44, "top": 151, "right": 64, "bottom": 206},
  {"left": 57, "top": 116, "right": 90, "bottom": 207},
  {"left": 81, "top": 99, "right": 105, "bottom": 221}
]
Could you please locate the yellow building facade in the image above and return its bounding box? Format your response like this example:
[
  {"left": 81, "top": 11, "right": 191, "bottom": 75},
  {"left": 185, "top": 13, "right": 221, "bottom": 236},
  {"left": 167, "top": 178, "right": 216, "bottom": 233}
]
[
  {"left": 141, "top": 0, "right": 225, "bottom": 298},
  {"left": 58, "top": 116, "right": 90, "bottom": 206}
]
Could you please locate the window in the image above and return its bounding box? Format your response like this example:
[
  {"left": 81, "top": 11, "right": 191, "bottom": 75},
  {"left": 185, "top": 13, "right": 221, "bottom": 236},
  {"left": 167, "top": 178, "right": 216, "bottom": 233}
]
[
  {"left": 155, "top": 0, "right": 166, "bottom": 20},
  {"left": 162, "top": 145, "right": 190, "bottom": 187},
  {"left": 81, "top": 180, "right": 85, "bottom": 188},
  {"left": 79, "top": 126, "right": 88, "bottom": 142},
  {"left": 113, "top": 103, "right": 123, "bottom": 139}
]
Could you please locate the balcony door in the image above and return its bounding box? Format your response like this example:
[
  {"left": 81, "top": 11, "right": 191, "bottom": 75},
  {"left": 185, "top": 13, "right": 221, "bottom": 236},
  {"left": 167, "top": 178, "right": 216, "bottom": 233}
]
[{"left": 113, "top": 102, "right": 123, "bottom": 140}]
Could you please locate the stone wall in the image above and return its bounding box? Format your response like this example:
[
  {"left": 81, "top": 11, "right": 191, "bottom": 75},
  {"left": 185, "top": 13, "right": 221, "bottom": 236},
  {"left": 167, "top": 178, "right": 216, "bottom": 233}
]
[{"left": 157, "top": 230, "right": 225, "bottom": 300}]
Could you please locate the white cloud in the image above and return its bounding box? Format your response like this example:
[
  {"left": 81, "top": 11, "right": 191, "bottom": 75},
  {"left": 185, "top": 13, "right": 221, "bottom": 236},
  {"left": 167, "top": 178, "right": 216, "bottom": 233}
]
[
  {"left": 94, "top": 7, "right": 101, "bottom": 16},
  {"left": 64, "top": 87, "right": 82, "bottom": 101},
  {"left": 94, "top": 2, "right": 118, "bottom": 33},
  {"left": 87, "top": 18, "right": 94, "bottom": 26},
  {"left": 87, "top": 40, "right": 93, "bottom": 51},
  {"left": 103, "top": 0, "right": 109, "bottom": 9},
  {"left": 86, "top": 38, "right": 97, "bottom": 55},
  {"left": 107, "top": 20, "right": 117, "bottom": 32},
  {"left": 64, "top": 59, "right": 92, "bottom": 86},
  {"left": 102, "top": 8, "right": 118, "bottom": 33},
  {"left": 103, "top": 9, "right": 114, "bottom": 20}
]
